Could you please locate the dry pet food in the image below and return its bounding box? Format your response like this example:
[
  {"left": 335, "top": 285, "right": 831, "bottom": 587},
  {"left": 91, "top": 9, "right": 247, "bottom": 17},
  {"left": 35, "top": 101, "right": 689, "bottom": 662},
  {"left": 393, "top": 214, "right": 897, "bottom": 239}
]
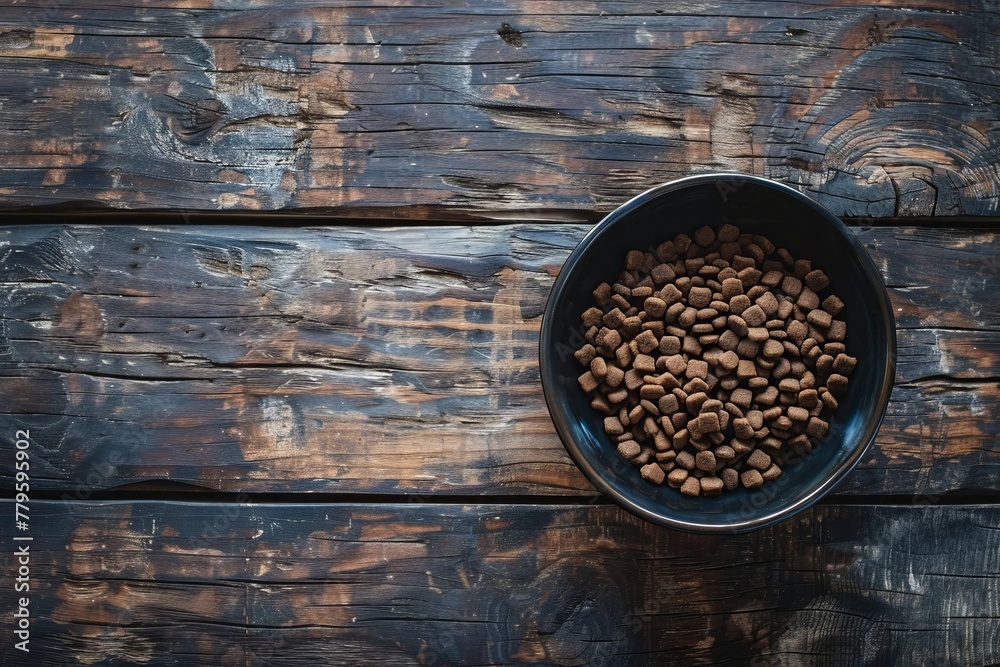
[{"left": 574, "top": 224, "right": 856, "bottom": 496}]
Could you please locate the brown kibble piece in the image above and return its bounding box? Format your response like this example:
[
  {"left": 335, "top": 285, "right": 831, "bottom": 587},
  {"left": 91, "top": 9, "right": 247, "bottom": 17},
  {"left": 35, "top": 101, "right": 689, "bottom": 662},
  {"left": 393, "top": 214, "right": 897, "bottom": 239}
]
[
  {"left": 736, "top": 360, "right": 757, "bottom": 380},
  {"left": 717, "top": 350, "right": 740, "bottom": 371},
  {"left": 625, "top": 250, "right": 645, "bottom": 270},
  {"left": 607, "top": 388, "right": 628, "bottom": 404},
  {"left": 640, "top": 383, "right": 666, "bottom": 400},
  {"left": 729, "top": 294, "right": 751, "bottom": 315},
  {"left": 688, "top": 286, "right": 712, "bottom": 308},
  {"left": 605, "top": 365, "right": 625, "bottom": 388},
  {"left": 806, "top": 417, "right": 829, "bottom": 438},
  {"left": 591, "top": 394, "right": 613, "bottom": 413},
  {"left": 701, "top": 398, "right": 723, "bottom": 414},
  {"left": 680, "top": 477, "right": 701, "bottom": 496},
  {"left": 667, "top": 467, "right": 689, "bottom": 488},
  {"left": 658, "top": 393, "right": 680, "bottom": 415},
  {"left": 717, "top": 223, "right": 740, "bottom": 243},
  {"left": 761, "top": 270, "right": 783, "bottom": 288},
  {"left": 721, "top": 277, "right": 744, "bottom": 299},
  {"left": 797, "top": 288, "right": 820, "bottom": 311},
  {"left": 822, "top": 294, "right": 844, "bottom": 317},
  {"left": 833, "top": 353, "right": 857, "bottom": 375},
  {"left": 741, "top": 469, "right": 764, "bottom": 489},
  {"left": 582, "top": 307, "right": 604, "bottom": 328},
  {"left": 615, "top": 343, "right": 633, "bottom": 368},
  {"left": 815, "top": 354, "right": 834, "bottom": 375},
  {"left": 624, "top": 369, "right": 645, "bottom": 391},
  {"left": 798, "top": 388, "right": 818, "bottom": 408},
  {"left": 682, "top": 335, "right": 703, "bottom": 357},
  {"left": 737, "top": 267, "right": 762, "bottom": 289},
  {"left": 641, "top": 462, "right": 666, "bottom": 484},
  {"left": 603, "top": 307, "right": 625, "bottom": 329},
  {"left": 633, "top": 354, "right": 656, "bottom": 373},
  {"left": 787, "top": 406, "right": 809, "bottom": 422},
  {"left": 661, "top": 284, "right": 684, "bottom": 306},
  {"left": 604, "top": 416, "right": 624, "bottom": 435},
  {"left": 762, "top": 339, "right": 784, "bottom": 359},
  {"left": 807, "top": 309, "right": 832, "bottom": 328},
  {"left": 597, "top": 328, "right": 621, "bottom": 353},
  {"left": 793, "top": 259, "right": 811, "bottom": 279},
  {"left": 674, "top": 447, "right": 694, "bottom": 468},
  {"left": 686, "top": 391, "right": 709, "bottom": 414},
  {"left": 695, "top": 450, "right": 717, "bottom": 472},
  {"left": 761, "top": 464, "right": 783, "bottom": 482},
  {"left": 730, "top": 388, "right": 753, "bottom": 410},
  {"left": 714, "top": 445, "right": 735, "bottom": 460},
  {"left": 781, "top": 275, "right": 802, "bottom": 297},
  {"left": 653, "top": 430, "right": 677, "bottom": 452},
  {"left": 747, "top": 449, "right": 772, "bottom": 471},
  {"left": 590, "top": 356, "right": 607, "bottom": 380},
  {"left": 755, "top": 291, "right": 779, "bottom": 316},
  {"left": 700, "top": 476, "right": 724, "bottom": 496},
  {"left": 778, "top": 378, "right": 801, "bottom": 393},
  {"left": 578, "top": 371, "right": 599, "bottom": 392},
  {"left": 593, "top": 282, "right": 613, "bottom": 305},
  {"left": 742, "top": 304, "right": 766, "bottom": 327},
  {"left": 731, "top": 418, "right": 752, "bottom": 441},
  {"left": 628, "top": 405, "right": 646, "bottom": 424},
  {"left": 694, "top": 225, "right": 716, "bottom": 247},
  {"left": 720, "top": 467, "right": 739, "bottom": 491},
  {"left": 659, "top": 336, "right": 681, "bottom": 356},
  {"left": 827, "top": 373, "right": 849, "bottom": 394},
  {"left": 665, "top": 354, "right": 687, "bottom": 376},
  {"left": 634, "top": 329, "right": 659, "bottom": 354},
  {"left": 697, "top": 412, "right": 721, "bottom": 434},
  {"left": 827, "top": 320, "right": 847, "bottom": 342},
  {"left": 617, "top": 440, "right": 641, "bottom": 459},
  {"left": 686, "top": 358, "right": 709, "bottom": 380},
  {"left": 644, "top": 297, "right": 667, "bottom": 318},
  {"left": 805, "top": 269, "right": 830, "bottom": 291},
  {"left": 728, "top": 315, "right": 749, "bottom": 337},
  {"left": 651, "top": 263, "right": 675, "bottom": 285},
  {"left": 718, "top": 329, "right": 740, "bottom": 351},
  {"left": 574, "top": 344, "right": 596, "bottom": 367}
]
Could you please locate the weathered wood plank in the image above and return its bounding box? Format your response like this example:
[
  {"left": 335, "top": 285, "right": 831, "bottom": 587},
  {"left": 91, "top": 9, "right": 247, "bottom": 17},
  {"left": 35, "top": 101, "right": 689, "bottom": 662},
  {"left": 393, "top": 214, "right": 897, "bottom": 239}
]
[
  {"left": 1, "top": 500, "right": 999, "bottom": 666},
  {"left": 0, "top": 1, "right": 997, "bottom": 216},
  {"left": 0, "top": 225, "right": 997, "bottom": 497}
]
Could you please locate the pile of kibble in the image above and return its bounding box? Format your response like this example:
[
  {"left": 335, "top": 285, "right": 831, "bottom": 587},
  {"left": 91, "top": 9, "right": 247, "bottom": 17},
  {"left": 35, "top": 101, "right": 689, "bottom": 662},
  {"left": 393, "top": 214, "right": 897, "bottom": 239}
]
[{"left": 574, "top": 223, "right": 856, "bottom": 496}]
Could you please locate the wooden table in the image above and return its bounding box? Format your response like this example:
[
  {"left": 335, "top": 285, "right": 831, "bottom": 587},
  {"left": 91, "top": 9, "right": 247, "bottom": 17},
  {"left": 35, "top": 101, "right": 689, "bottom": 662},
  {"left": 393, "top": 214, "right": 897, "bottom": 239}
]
[{"left": 1, "top": 2, "right": 998, "bottom": 664}]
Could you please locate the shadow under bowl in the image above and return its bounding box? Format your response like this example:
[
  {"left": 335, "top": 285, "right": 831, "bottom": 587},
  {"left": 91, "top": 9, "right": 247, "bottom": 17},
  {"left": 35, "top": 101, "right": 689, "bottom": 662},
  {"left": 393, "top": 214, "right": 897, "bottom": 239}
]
[{"left": 539, "top": 174, "right": 896, "bottom": 533}]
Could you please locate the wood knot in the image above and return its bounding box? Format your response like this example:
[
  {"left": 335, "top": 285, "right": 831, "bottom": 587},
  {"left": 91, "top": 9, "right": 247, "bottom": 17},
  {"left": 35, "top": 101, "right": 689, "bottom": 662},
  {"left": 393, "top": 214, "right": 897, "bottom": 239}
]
[
  {"left": 0, "top": 29, "right": 33, "bottom": 50},
  {"left": 501, "top": 559, "right": 634, "bottom": 664},
  {"left": 498, "top": 23, "right": 523, "bottom": 48}
]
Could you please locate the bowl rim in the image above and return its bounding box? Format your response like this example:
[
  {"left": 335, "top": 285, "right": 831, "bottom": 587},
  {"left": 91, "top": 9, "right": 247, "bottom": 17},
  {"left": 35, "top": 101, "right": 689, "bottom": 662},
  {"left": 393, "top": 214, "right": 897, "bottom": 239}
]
[{"left": 539, "top": 172, "right": 897, "bottom": 533}]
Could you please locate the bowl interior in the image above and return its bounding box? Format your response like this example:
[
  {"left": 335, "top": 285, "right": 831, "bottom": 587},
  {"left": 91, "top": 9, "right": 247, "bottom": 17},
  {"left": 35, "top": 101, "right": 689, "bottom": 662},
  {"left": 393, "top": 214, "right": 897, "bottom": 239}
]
[{"left": 540, "top": 175, "right": 895, "bottom": 532}]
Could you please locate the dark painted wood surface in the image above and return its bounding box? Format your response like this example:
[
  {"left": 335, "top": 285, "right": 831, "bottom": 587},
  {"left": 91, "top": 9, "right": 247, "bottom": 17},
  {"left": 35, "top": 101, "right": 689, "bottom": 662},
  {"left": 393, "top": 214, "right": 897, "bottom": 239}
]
[
  {"left": 0, "top": 1, "right": 998, "bottom": 217},
  {"left": 0, "top": 224, "right": 996, "bottom": 499},
  {"left": 1, "top": 1, "right": 999, "bottom": 664},
  {"left": 3, "top": 501, "right": 1000, "bottom": 666}
]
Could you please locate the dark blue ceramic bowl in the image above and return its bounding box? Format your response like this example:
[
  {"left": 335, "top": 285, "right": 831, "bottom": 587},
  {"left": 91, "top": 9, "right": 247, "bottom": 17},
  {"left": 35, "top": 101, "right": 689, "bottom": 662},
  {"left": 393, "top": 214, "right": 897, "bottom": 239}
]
[{"left": 539, "top": 174, "right": 896, "bottom": 533}]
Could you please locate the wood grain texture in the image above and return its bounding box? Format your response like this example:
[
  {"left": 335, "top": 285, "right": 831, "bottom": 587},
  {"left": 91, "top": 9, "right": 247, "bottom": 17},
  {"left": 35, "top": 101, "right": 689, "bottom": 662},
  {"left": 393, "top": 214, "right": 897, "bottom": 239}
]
[
  {"left": 0, "top": 1, "right": 998, "bottom": 216},
  {"left": 0, "top": 224, "right": 996, "bottom": 498},
  {"left": 2, "top": 500, "right": 999, "bottom": 666}
]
